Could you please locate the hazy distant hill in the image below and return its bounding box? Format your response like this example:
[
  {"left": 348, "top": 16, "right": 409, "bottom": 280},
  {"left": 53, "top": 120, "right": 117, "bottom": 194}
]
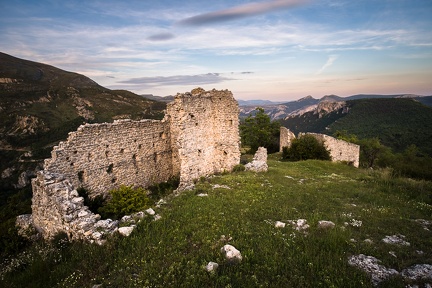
[
  {"left": 280, "top": 98, "right": 432, "bottom": 156},
  {"left": 141, "top": 94, "right": 175, "bottom": 102},
  {"left": 238, "top": 94, "right": 432, "bottom": 120},
  {"left": 0, "top": 52, "right": 166, "bottom": 190}
]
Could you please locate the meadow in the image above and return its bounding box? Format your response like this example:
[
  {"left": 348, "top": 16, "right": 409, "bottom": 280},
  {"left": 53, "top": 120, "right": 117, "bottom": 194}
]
[{"left": 1, "top": 155, "right": 431, "bottom": 287}]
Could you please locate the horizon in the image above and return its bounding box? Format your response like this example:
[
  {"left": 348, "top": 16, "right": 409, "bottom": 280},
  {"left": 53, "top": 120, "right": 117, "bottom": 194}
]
[{"left": 1, "top": 0, "right": 432, "bottom": 101}]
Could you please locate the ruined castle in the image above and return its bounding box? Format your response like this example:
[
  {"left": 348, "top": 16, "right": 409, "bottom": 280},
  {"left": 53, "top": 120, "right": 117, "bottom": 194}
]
[{"left": 31, "top": 88, "right": 241, "bottom": 242}]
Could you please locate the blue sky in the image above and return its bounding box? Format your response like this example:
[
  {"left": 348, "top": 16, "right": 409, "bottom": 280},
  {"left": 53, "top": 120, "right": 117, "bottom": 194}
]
[{"left": 1, "top": 0, "right": 431, "bottom": 100}]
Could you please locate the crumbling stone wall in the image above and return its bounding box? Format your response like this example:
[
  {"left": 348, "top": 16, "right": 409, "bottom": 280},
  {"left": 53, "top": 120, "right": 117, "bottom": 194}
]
[
  {"left": 279, "top": 127, "right": 296, "bottom": 152},
  {"left": 280, "top": 128, "right": 360, "bottom": 167},
  {"left": 167, "top": 88, "right": 240, "bottom": 187},
  {"left": 302, "top": 133, "right": 360, "bottom": 167},
  {"left": 43, "top": 119, "right": 173, "bottom": 197},
  {"left": 31, "top": 88, "right": 241, "bottom": 240}
]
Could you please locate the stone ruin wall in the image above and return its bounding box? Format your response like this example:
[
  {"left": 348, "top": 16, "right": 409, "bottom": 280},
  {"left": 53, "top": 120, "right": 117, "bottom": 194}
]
[
  {"left": 167, "top": 88, "right": 240, "bottom": 187},
  {"left": 280, "top": 127, "right": 360, "bottom": 167},
  {"left": 42, "top": 119, "right": 174, "bottom": 197},
  {"left": 304, "top": 133, "right": 360, "bottom": 168},
  {"left": 31, "top": 88, "right": 240, "bottom": 241},
  {"left": 279, "top": 127, "right": 296, "bottom": 152}
]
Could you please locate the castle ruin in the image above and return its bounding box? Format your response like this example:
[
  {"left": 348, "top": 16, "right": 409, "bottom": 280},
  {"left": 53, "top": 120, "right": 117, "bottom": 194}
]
[{"left": 31, "top": 88, "right": 241, "bottom": 241}]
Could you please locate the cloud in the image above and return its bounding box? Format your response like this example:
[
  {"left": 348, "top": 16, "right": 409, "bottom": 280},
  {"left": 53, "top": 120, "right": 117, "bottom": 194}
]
[
  {"left": 177, "top": 0, "right": 308, "bottom": 26},
  {"left": 147, "top": 32, "right": 176, "bottom": 41},
  {"left": 316, "top": 55, "right": 338, "bottom": 75},
  {"left": 118, "top": 73, "right": 235, "bottom": 88}
]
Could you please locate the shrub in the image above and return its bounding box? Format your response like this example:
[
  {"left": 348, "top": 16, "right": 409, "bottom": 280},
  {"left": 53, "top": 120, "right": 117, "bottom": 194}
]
[
  {"left": 232, "top": 164, "right": 246, "bottom": 172},
  {"left": 98, "top": 185, "right": 152, "bottom": 220},
  {"left": 282, "top": 135, "right": 331, "bottom": 161}
]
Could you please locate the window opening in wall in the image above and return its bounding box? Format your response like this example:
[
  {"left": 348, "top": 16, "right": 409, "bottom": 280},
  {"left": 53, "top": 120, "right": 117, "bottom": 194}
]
[
  {"left": 120, "top": 148, "right": 124, "bottom": 153},
  {"left": 78, "top": 171, "right": 84, "bottom": 182},
  {"left": 105, "top": 151, "right": 110, "bottom": 157},
  {"left": 73, "top": 150, "right": 78, "bottom": 154},
  {"left": 229, "top": 119, "right": 233, "bottom": 126},
  {"left": 153, "top": 153, "right": 157, "bottom": 162},
  {"left": 138, "top": 144, "right": 142, "bottom": 149},
  {"left": 198, "top": 149, "right": 202, "bottom": 155},
  {"left": 111, "top": 178, "right": 117, "bottom": 183},
  {"left": 70, "top": 162, "right": 74, "bottom": 166},
  {"left": 132, "top": 154, "right": 136, "bottom": 160},
  {"left": 189, "top": 113, "right": 195, "bottom": 119},
  {"left": 107, "top": 163, "right": 113, "bottom": 174},
  {"left": 223, "top": 151, "right": 228, "bottom": 156}
]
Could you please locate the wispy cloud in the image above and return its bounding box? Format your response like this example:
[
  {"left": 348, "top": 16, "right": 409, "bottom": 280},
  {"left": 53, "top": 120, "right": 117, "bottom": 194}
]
[
  {"left": 177, "top": 0, "right": 308, "bottom": 26},
  {"left": 147, "top": 32, "right": 176, "bottom": 41},
  {"left": 316, "top": 55, "right": 338, "bottom": 75},
  {"left": 117, "top": 73, "right": 235, "bottom": 88}
]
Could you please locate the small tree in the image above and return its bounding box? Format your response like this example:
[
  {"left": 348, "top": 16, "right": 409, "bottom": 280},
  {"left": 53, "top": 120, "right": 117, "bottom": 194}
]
[
  {"left": 98, "top": 185, "right": 152, "bottom": 220},
  {"left": 282, "top": 134, "right": 331, "bottom": 161},
  {"left": 240, "top": 107, "right": 280, "bottom": 153}
]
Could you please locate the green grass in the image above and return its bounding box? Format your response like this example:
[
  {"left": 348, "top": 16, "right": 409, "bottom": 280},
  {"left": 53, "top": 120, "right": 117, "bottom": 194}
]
[{"left": 1, "top": 156, "right": 431, "bottom": 287}]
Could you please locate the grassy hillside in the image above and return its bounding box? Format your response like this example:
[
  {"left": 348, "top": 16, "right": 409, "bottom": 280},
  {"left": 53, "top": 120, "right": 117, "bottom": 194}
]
[
  {"left": 280, "top": 98, "right": 432, "bottom": 156},
  {"left": 328, "top": 99, "right": 432, "bottom": 155},
  {"left": 1, "top": 157, "right": 431, "bottom": 287}
]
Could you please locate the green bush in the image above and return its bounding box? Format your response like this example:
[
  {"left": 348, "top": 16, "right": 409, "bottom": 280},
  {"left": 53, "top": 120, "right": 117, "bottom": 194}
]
[
  {"left": 282, "top": 134, "right": 331, "bottom": 161},
  {"left": 232, "top": 164, "right": 246, "bottom": 172},
  {"left": 98, "top": 185, "right": 152, "bottom": 220}
]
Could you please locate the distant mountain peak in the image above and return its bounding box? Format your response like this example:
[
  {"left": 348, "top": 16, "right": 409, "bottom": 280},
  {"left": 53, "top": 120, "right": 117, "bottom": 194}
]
[{"left": 297, "top": 95, "right": 315, "bottom": 102}]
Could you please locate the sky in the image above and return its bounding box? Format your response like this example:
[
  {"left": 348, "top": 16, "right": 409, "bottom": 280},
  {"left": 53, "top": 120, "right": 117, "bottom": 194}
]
[{"left": 1, "top": 0, "right": 432, "bottom": 101}]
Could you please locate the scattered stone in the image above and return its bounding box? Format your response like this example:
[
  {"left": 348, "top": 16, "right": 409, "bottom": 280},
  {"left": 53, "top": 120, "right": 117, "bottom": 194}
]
[
  {"left": 287, "top": 219, "right": 309, "bottom": 232},
  {"left": 382, "top": 234, "right": 410, "bottom": 246},
  {"left": 221, "top": 244, "right": 242, "bottom": 263},
  {"left": 415, "top": 219, "right": 431, "bottom": 231},
  {"left": 389, "top": 251, "right": 397, "bottom": 258},
  {"left": 156, "top": 199, "right": 167, "bottom": 208},
  {"left": 205, "top": 261, "right": 219, "bottom": 272},
  {"left": 364, "top": 239, "right": 374, "bottom": 244},
  {"left": 212, "top": 184, "right": 231, "bottom": 189},
  {"left": 118, "top": 226, "right": 134, "bottom": 237},
  {"left": 401, "top": 264, "right": 432, "bottom": 281},
  {"left": 348, "top": 254, "right": 399, "bottom": 286},
  {"left": 284, "top": 175, "right": 294, "bottom": 179},
  {"left": 317, "top": 220, "right": 335, "bottom": 230},
  {"left": 154, "top": 214, "right": 162, "bottom": 221},
  {"left": 145, "top": 208, "right": 156, "bottom": 215},
  {"left": 197, "top": 193, "right": 208, "bottom": 197},
  {"left": 275, "top": 221, "right": 286, "bottom": 228},
  {"left": 245, "top": 147, "right": 268, "bottom": 172},
  {"left": 350, "top": 238, "right": 357, "bottom": 243}
]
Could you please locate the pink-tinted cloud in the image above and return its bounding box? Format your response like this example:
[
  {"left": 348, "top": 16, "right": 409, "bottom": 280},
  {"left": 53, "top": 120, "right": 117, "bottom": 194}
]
[{"left": 178, "top": 0, "right": 308, "bottom": 26}]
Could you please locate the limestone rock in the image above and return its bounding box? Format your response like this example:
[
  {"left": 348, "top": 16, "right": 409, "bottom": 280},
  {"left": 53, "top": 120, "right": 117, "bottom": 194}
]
[
  {"left": 145, "top": 208, "right": 156, "bottom": 216},
  {"left": 317, "top": 220, "right": 335, "bottom": 230},
  {"left": 245, "top": 147, "right": 268, "bottom": 172},
  {"left": 118, "top": 226, "right": 134, "bottom": 237},
  {"left": 382, "top": 234, "right": 410, "bottom": 246},
  {"left": 401, "top": 264, "right": 432, "bottom": 281},
  {"left": 348, "top": 254, "right": 399, "bottom": 286},
  {"left": 287, "top": 219, "right": 309, "bottom": 232},
  {"left": 205, "top": 261, "right": 219, "bottom": 272},
  {"left": 275, "top": 221, "right": 286, "bottom": 228},
  {"left": 221, "top": 244, "right": 242, "bottom": 263}
]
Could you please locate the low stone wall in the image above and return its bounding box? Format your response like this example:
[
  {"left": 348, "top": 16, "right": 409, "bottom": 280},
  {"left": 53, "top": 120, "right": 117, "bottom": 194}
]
[
  {"left": 280, "top": 127, "right": 360, "bottom": 167},
  {"left": 303, "top": 133, "right": 360, "bottom": 167}
]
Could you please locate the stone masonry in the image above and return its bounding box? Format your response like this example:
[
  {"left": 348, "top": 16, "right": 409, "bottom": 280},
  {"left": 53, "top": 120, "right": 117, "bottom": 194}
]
[
  {"left": 280, "top": 127, "right": 360, "bottom": 167},
  {"left": 31, "top": 88, "right": 240, "bottom": 241}
]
